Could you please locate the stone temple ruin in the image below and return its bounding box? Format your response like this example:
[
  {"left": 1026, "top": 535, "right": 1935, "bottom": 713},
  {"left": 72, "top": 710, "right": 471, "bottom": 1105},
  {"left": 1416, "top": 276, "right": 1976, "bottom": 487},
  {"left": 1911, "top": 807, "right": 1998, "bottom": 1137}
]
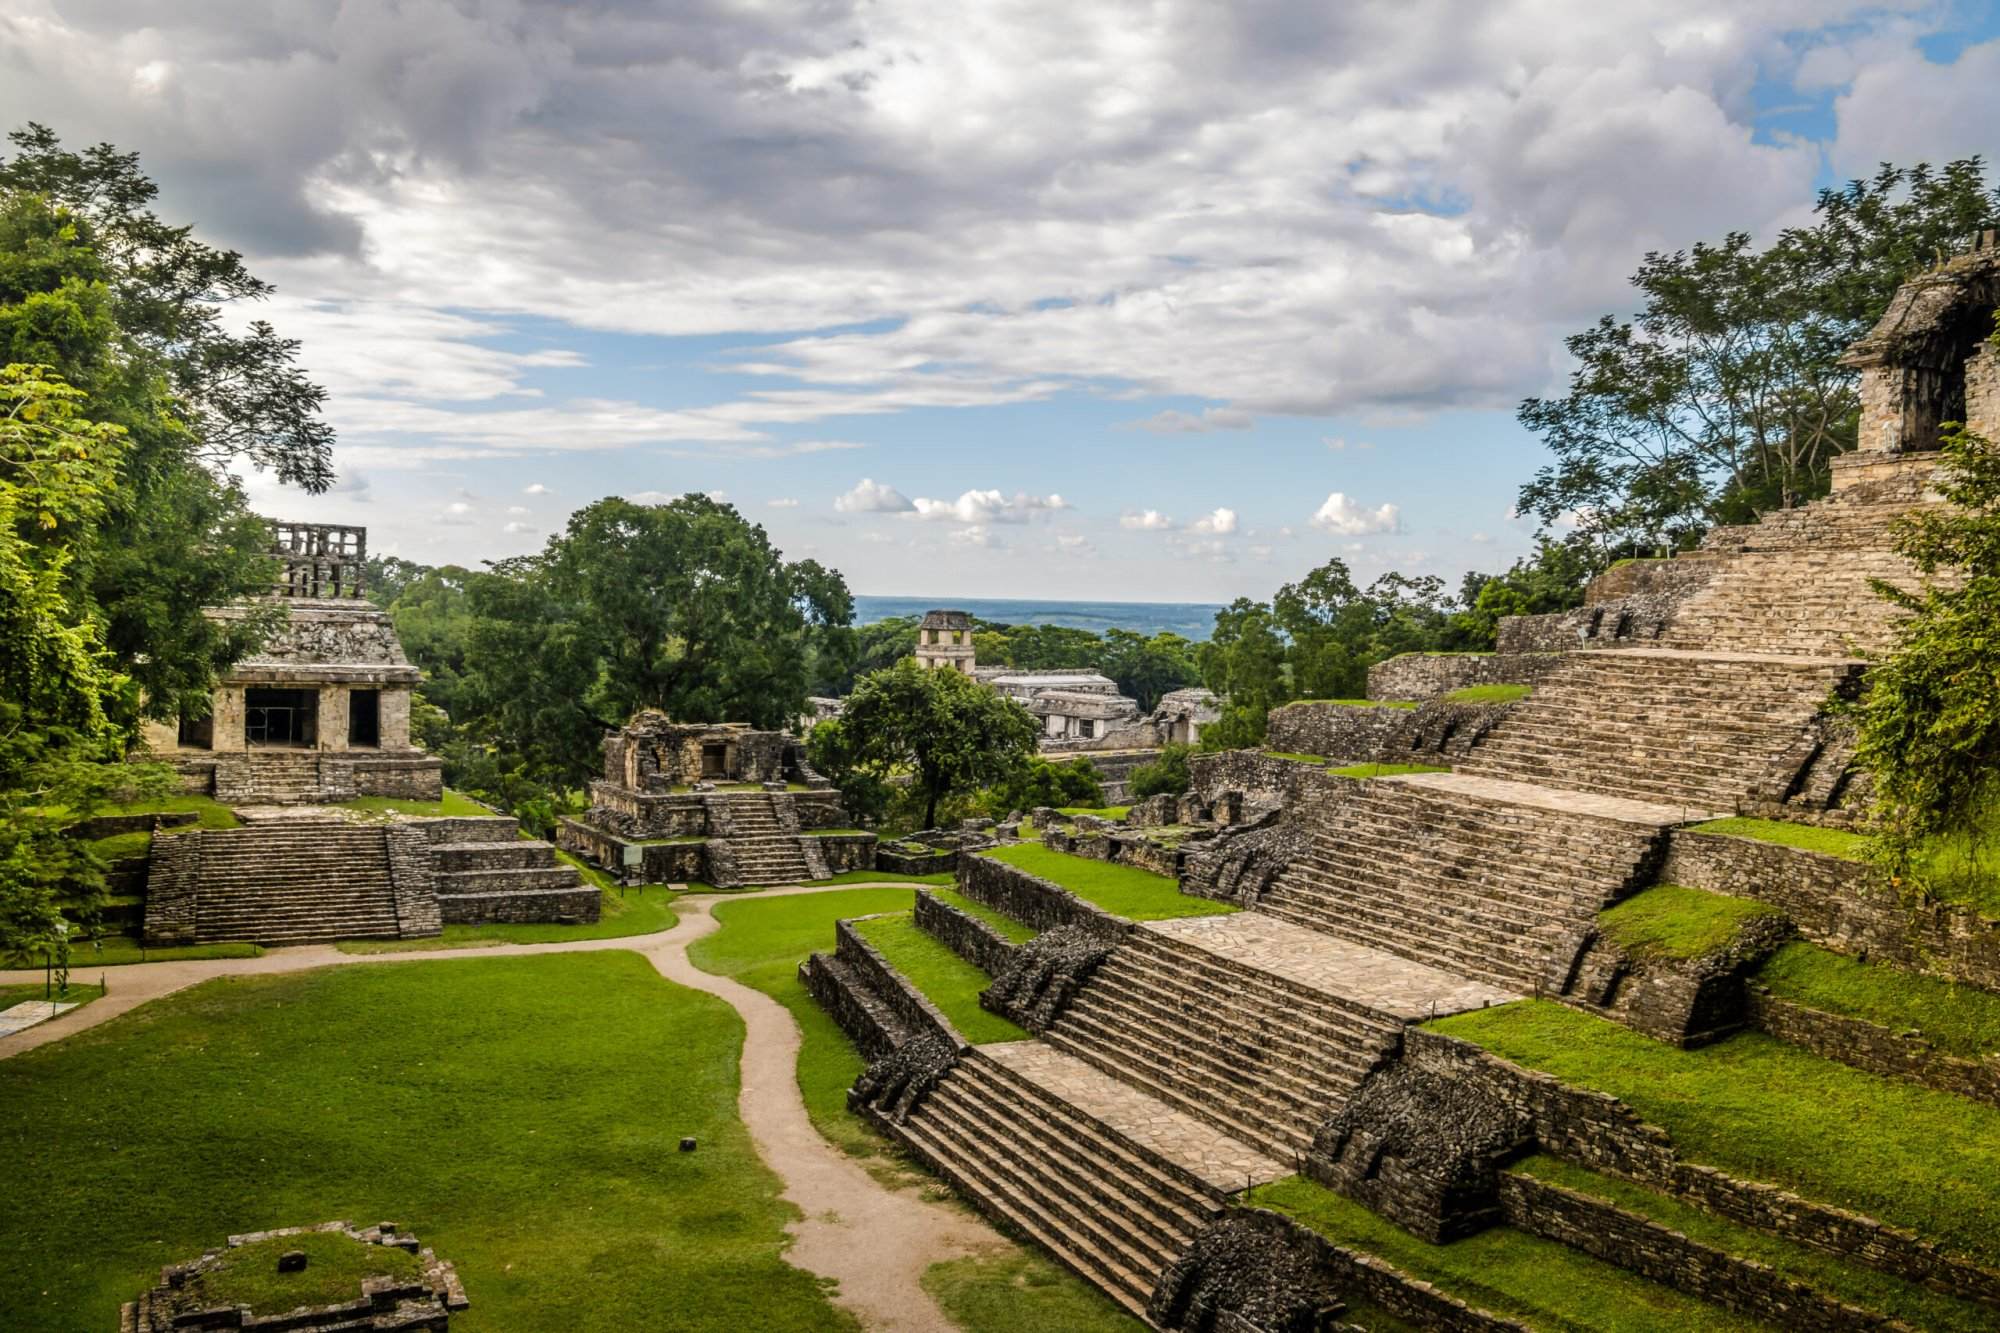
[
  {"left": 557, "top": 710, "right": 876, "bottom": 887},
  {"left": 800, "top": 237, "right": 2000, "bottom": 1326},
  {"left": 136, "top": 521, "right": 596, "bottom": 947}
]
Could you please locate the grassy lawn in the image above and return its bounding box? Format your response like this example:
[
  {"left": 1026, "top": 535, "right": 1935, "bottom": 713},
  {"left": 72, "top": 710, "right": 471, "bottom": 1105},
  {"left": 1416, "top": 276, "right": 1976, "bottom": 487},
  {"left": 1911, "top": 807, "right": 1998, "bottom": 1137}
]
[
  {"left": 87, "top": 793, "right": 242, "bottom": 830},
  {"left": 1597, "top": 885, "right": 1784, "bottom": 960},
  {"left": 687, "top": 887, "right": 917, "bottom": 1164},
  {"left": 1512, "top": 1154, "right": 1996, "bottom": 1332},
  {"left": 0, "top": 953, "right": 855, "bottom": 1332},
  {"left": 1326, "top": 762, "right": 1450, "bottom": 778},
  {"left": 979, "top": 844, "right": 1236, "bottom": 921},
  {"left": 852, "top": 912, "right": 1027, "bottom": 1045},
  {"left": 1428, "top": 999, "right": 2000, "bottom": 1262},
  {"left": 1248, "top": 1176, "right": 1764, "bottom": 1331},
  {"left": 336, "top": 885, "right": 679, "bottom": 954},
  {"left": 1441, "top": 683, "right": 1532, "bottom": 705},
  {"left": 0, "top": 982, "right": 104, "bottom": 1014},
  {"left": 1056, "top": 805, "right": 1131, "bottom": 820},
  {"left": 52, "top": 937, "right": 263, "bottom": 968},
  {"left": 336, "top": 789, "right": 494, "bottom": 818},
  {"left": 929, "top": 886, "right": 1039, "bottom": 944},
  {"left": 1758, "top": 940, "right": 2000, "bottom": 1061},
  {"left": 923, "top": 1250, "right": 1144, "bottom": 1332},
  {"left": 196, "top": 1230, "right": 424, "bottom": 1314},
  {"left": 1687, "top": 817, "right": 1870, "bottom": 860}
]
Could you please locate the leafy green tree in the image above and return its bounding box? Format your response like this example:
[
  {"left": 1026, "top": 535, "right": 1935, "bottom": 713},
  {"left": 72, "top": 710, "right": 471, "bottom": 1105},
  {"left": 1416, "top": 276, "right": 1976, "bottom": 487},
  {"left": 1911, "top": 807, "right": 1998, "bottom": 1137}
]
[
  {"left": 809, "top": 659, "right": 1039, "bottom": 829},
  {"left": 819, "top": 615, "right": 918, "bottom": 694},
  {"left": 1100, "top": 629, "right": 1200, "bottom": 710},
  {"left": 1518, "top": 159, "right": 2000, "bottom": 556},
  {"left": 1129, "top": 743, "right": 1193, "bottom": 798},
  {"left": 1196, "top": 598, "right": 1290, "bottom": 747},
  {"left": 1854, "top": 401, "right": 2000, "bottom": 848},
  {"left": 998, "top": 622, "right": 1106, "bottom": 671},
  {"left": 984, "top": 755, "right": 1104, "bottom": 819},
  {"left": 1450, "top": 539, "right": 1594, "bottom": 649}
]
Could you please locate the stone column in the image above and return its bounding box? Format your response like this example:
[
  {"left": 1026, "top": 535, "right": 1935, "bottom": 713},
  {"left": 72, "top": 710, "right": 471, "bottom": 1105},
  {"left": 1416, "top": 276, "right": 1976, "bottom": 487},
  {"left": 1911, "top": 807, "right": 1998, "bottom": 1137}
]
[
  {"left": 380, "top": 687, "right": 413, "bottom": 749},
  {"left": 319, "top": 685, "right": 351, "bottom": 751},
  {"left": 1967, "top": 341, "right": 2000, "bottom": 441},
  {"left": 213, "top": 686, "right": 247, "bottom": 751},
  {"left": 1851, "top": 364, "right": 1908, "bottom": 455}
]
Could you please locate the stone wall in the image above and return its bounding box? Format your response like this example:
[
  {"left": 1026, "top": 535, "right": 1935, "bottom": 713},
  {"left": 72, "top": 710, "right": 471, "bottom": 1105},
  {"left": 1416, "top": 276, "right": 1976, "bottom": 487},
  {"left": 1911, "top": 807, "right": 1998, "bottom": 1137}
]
[
  {"left": 1749, "top": 988, "right": 2000, "bottom": 1109},
  {"left": 877, "top": 845, "right": 959, "bottom": 876},
  {"left": 1189, "top": 750, "right": 1331, "bottom": 811},
  {"left": 956, "top": 853, "right": 1133, "bottom": 935},
  {"left": 384, "top": 823, "right": 443, "bottom": 937},
  {"left": 914, "top": 887, "right": 1020, "bottom": 975},
  {"left": 815, "top": 834, "right": 876, "bottom": 874},
  {"left": 1661, "top": 830, "right": 2000, "bottom": 992},
  {"left": 799, "top": 952, "right": 906, "bottom": 1060},
  {"left": 142, "top": 830, "right": 199, "bottom": 946},
  {"left": 351, "top": 753, "right": 444, "bottom": 800},
  {"left": 1265, "top": 702, "right": 1411, "bottom": 761},
  {"left": 1406, "top": 1028, "right": 2000, "bottom": 1303},
  {"left": 1497, "top": 1173, "right": 1895, "bottom": 1331},
  {"left": 437, "top": 885, "right": 602, "bottom": 924},
  {"left": 835, "top": 915, "right": 965, "bottom": 1046},
  {"left": 1366, "top": 652, "right": 1561, "bottom": 701}
]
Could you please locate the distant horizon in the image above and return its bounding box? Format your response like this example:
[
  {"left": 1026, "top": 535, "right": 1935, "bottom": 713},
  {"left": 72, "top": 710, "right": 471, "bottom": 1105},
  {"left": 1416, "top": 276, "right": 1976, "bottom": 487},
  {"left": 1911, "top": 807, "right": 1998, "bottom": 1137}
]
[{"left": 852, "top": 594, "right": 1226, "bottom": 641}]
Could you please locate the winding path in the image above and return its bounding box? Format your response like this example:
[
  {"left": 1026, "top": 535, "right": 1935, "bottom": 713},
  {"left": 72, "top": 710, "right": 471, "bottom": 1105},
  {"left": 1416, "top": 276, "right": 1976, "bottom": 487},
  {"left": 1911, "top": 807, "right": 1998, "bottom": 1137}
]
[{"left": 0, "top": 886, "right": 1007, "bottom": 1331}]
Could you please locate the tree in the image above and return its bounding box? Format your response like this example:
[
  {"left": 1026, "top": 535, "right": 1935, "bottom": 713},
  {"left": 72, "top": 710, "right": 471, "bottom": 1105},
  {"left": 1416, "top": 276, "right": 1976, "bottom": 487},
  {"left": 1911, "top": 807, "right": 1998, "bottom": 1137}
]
[
  {"left": 809, "top": 659, "right": 1039, "bottom": 830},
  {"left": 1518, "top": 159, "right": 2000, "bottom": 555},
  {"left": 1449, "top": 538, "right": 1594, "bottom": 649},
  {"left": 1196, "top": 598, "right": 1290, "bottom": 747},
  {"left": 984, "top": 755, "right": 1104, "bottom": 819},
  {"left": 1854, "top": 401, "right": 2000, "bottom": 849},
  {"left": 1100, "top": 629, "right": 1200, "bottom": 710},
  {"left": 1129, "top": 743, "right": 1193, "bottom": 799}
]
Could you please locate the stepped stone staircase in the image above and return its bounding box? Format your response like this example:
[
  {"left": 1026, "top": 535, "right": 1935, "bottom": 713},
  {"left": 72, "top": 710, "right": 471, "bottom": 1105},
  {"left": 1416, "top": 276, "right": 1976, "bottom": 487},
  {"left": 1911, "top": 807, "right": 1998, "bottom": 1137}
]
[
  {"left": 704, "top": 792, "right": 827, "bottom": 886},
  {"left": 183, "top": 821, "right": 403, "bottom": 945},
  {"left": 429, "top": 818, "right": 581, "bottom": 903},
  {"left": 1260, "top": 773, "right": 1682, "bottom": 993},
  {"left": 895, "top": 1042, "right": 1287, "bottom": 1316},
  {"left": 1041, "top": 919, "right": 1425, "bottom": 1163},
  {"left": 1453, "top": 648, "right": 1862, "bottom": 813}
]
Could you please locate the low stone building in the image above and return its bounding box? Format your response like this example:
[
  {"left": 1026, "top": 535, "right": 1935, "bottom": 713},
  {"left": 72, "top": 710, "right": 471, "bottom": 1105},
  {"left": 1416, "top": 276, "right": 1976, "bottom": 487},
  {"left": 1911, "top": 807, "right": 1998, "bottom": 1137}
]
[
  {"left": 141, "top": 520, "right": 442, "bottom": 805},
  {"left": 981, "top": 670, "right": 1146, "bottom": 743}
]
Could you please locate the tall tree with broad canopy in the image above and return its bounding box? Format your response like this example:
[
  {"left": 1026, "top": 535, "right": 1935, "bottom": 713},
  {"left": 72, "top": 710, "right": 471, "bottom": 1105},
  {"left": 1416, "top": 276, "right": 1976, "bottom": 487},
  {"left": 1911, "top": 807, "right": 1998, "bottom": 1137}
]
[
  {"left": 1517, "top": 159, "right": 2000, "bottom": 558},
  {"left": 809, "top": 659, "right": 1040, "bottom": 830}
]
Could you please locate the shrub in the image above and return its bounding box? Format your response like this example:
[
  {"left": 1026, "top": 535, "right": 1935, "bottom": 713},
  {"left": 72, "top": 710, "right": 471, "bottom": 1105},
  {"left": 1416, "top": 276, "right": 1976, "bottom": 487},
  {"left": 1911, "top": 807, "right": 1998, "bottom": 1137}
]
[{"left": 1129, "top": 743, "right": 1192, "bottom": 798}]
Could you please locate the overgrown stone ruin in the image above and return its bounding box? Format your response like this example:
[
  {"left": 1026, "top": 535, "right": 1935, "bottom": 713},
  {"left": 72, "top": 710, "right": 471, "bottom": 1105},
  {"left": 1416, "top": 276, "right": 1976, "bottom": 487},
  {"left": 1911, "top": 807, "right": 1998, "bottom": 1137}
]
[
  {"left": 556, "top": 710, "right": 873, "bottom": 887},
  {"left": 121, "top": 1221, "right": 466, "bottom": 1332},
  {"left": 799, "top": 239, "right": 2000, "bottom": 1328}
]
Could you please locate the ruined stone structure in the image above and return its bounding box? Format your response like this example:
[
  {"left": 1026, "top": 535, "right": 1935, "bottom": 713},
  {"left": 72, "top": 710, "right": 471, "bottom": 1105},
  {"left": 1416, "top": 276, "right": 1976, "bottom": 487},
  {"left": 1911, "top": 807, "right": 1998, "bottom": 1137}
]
[
  {"left": 142, "top": 521, "right": 443, "bottom": 805},
  {"left": 557, "top": 709, "right": 869, "bottom": 887},
  {"left": 121, "top": 1221, "right": 466, "bottom": 1332},
  {"left": 915, "top": 607, "right": 977, "bottom": 673},
  {"left": 801, "top": 241, "right": 2000, "bottom": 1327}
]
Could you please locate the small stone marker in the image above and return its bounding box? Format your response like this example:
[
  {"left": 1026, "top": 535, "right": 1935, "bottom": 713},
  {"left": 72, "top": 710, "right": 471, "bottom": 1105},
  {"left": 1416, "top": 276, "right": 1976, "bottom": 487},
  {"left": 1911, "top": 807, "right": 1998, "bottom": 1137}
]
[
  {"left": 679, "top": 1136, "right": 698, "bottom": 1152},
  {"left": 277, "top": 1250, "right": 307, "bottom": 1273}
]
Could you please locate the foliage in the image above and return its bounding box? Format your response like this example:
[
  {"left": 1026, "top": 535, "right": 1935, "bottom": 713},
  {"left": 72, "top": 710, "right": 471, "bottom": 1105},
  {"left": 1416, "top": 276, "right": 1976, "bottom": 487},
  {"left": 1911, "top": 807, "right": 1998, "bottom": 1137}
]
[
  {"left": 809, "top": 659, "right": 1039, "bottom": 829},
  {"left": 1517, "top": 158, "right": 2000, "bottom": 556},
  {"left": 1451, "top": 538, "right": 1595, "bottom": 648},
  {"left": 1249, "top": 1175, "right": 1754, "bottom": 1332},
  {"left": 0, "top": 954, "right": 860, "bottom": 1332},
  {"left": 978, "top": 844, "right": 1236, "bottom": 920},
  {"left": 1854, "top": 410, "right": 2000, "bottom": 864},
  {"left": 982, "top": 755, "right": 1104, "bottom": 819},
  {"left": 1429, "top": 999, "right": 2000, "bottom": 1259},
  {"left": 852, "top": 911, "right": 1028, "bottom": 1044},
  {"left": 1596, "top": 884, "right": 1782, "bottom": 960},
  {"left": 1128, "top": 742, "right": 1192, "bottom": 798}
]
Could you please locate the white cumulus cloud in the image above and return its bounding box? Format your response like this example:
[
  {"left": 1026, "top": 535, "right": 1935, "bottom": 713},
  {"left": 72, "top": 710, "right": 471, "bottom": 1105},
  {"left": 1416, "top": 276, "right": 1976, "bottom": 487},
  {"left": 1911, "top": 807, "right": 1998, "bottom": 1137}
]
[
  {"left": 834, "top": 477, "right": 917, "bottom": 513},
  {"left": 1121, "top": 509, "right": 1174, "bottom": 531},
  {"left": 1311, "top": 492, "right": 1400, "bottom": 535},
  {"left": 1190, "top": 507, "right": 1238, "bottom": 535},
  {"left": 910, "top": 489, "right": 1069, "bottom": 524}
]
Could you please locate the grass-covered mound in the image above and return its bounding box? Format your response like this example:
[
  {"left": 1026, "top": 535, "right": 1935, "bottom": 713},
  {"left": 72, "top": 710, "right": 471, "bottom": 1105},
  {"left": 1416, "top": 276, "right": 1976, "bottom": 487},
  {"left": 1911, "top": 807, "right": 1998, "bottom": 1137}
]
[
  {"left": 930, "top": 886, "right": 1039, "bottom": 943},
  {"left": 688, "top": 887, "right": 917, "bottom": 1161},
  {"left": 0, "top": 952, "right": 854, "bottom": 1332},
  {"left": 1429, "top": 999, "right": 2000, "bottom": 1262},
  {"left": 1598, "top": 885, "right": 1783, "bottom": 960},
  {"left": 1758, "top": 940, "right": 2000, "bottom": 1060},
  {"left": 1248, "top": 1176, "right": 1763, "bottom": 1330},
  {"left": 852, "top": 912, "right": 1027, "bottom": 1046},
  {"left": 1512, "top": 1154, "right": 1994, "bottom": 1331},
  {"left": 1326, "top": 763, "right": 1450, "bottom": 779},
  {"left": 193, "top": 1231, "right": 425, "bottom": 1316},
  {"left": 1440, "top": 683, "right": 1532, "bottom": 705},
  {"left": 980, "top": 844, "right": 1236, "bottom": 921},
  {"left": 335, "top": 790, "right": 494, "bottom": 818},
  {"left": 1686, "top": 817, "right": 1870, "bottom": 860}
]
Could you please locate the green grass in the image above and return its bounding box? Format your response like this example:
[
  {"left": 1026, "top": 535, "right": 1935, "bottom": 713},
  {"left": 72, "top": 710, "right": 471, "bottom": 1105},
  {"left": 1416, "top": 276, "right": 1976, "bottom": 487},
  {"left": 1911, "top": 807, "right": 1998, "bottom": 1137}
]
[
  {"left": 1247, "top": 1176, "right": 1766, "bottom": 1331},
  {"left": 88, "top": 793, "right": 242, "bottom": 830},
  {"left": 688, "top": 887, "right": 917, "bottom": 1162},
  {"left": 853, "top": 912, "right": 1028, "bottom": 1045},
  {"left": 0, "top": 982, "right": 104, "bottom": 1014},
  {"left": 0, "top": 953, "right": 857, "bottom": 1332},
  {"left": 922, "top": 1250, "right": 1145, "bottom": 1332},
  {"left": 1261, "top": 751, "right": 1331, "bottom": 765},
  {"left": 84, "top": 830, "right": 154, "bottom": 862},
  {"left": 1911, "top": 820, "right": 2000, "bottom": 919},
  {"left": 196, "top": 1230, "right": 425, "bottom": 1314},
  {"left": 1759, "top": 939, "right": 2000, "bottom": 1061},
  {"left": 1428, "top": 999, "right": 2000, "bottom": 1262},
  {"left": 1440, "top": 683, "right": 1533, "bottom": 705},
  {"left": 929, "top": 886, "right": 1039, "bottom": 944},
  {"left": 1511, "top": 1154, "right": 1997, "bottom": 1332},
  {"left": 1325, "top": 762, "right": 1450, "bottom": 778},
  {"left": 1055, "top": 805, "right": 1130, "bottom": 820},
  {"left": 1598, "top": 885, "right": 1783, "bottom": 960},
  {"left": 335, "top": 789, "right": 494, "bottom": 818},
  {"left": 335, "top": 885, "right": 678, "bottom": 954},
  {"left": 980, "top": 844, "right": 1236, "bottom": 921},
  {"left": 1687, "top": 817, "right": 1870, "bottom": 860},
  {"left": 54, "top": 937, "right": 263, "bottom": 968},
  {"left": 1281, "top": 698, "right": 1418, "bottom": 710},
  {"left": 681, "top": 870, "right": 955, "bottom": 893}
]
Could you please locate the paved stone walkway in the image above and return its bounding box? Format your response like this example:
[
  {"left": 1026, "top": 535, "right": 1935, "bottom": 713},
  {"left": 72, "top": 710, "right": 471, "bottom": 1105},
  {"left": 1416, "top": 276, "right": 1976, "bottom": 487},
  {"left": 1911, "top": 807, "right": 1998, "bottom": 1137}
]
[
  {"left": 1387, "top": 769, "right": 1714, "bottom": 825},
  {"left": 0, "top": 999, "right": 79, "bottom": 1038},
  {"left": 1144, "top": 912, "right": 1517, "bottom": 1019},
  {"left": 980, "top": 1041, "right": 1288, "bottom": 1192},
  {"left": 0, "top": 883, "right": 1004, "bottom": 1332}
]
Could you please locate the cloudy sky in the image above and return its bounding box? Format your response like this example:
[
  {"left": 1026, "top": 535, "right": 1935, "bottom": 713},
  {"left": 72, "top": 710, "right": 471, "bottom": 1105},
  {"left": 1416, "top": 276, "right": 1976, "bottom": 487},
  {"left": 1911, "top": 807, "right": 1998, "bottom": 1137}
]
[{"left": 4, "top": 2, "right": 1999, "bottom": 601}]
